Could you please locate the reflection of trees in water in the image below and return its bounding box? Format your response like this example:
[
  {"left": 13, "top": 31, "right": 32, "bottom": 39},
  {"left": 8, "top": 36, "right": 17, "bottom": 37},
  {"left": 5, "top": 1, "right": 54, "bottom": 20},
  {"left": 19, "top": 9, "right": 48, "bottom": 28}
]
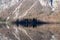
[
  {"left": 0, "top": 18, "right": 6, "bottom": 22},
  {"left": 12, "top": 18, "right": 50, "bottom": 28},
  {"left": 0, "top": 24, "right": 6, "bottom": 28},
  {"left": 0, "top": 17, "right": 60, "bottom": 28},
  {"left": 0, "top": 17, "right": 10, "bottom": 28}
]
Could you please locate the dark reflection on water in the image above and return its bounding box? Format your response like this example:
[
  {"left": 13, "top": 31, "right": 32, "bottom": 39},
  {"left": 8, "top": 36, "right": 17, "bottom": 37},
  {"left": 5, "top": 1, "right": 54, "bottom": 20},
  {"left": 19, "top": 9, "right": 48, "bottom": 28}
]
[{"left": 12, "top": 18, "right": 50, "bottom": 27}]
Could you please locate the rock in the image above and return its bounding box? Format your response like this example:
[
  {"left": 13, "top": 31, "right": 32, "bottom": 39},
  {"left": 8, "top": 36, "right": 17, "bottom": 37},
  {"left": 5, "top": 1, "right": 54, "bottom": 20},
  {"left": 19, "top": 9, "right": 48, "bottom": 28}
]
[{"left": 0, "top": 0, "right": 60, "bottom": 40}]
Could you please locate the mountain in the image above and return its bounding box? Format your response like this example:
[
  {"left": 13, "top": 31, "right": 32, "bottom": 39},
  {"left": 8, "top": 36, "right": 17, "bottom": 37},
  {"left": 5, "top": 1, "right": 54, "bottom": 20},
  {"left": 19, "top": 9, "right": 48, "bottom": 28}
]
[{"left": 0, "top": 0, "right": 60, "bottom": 40}]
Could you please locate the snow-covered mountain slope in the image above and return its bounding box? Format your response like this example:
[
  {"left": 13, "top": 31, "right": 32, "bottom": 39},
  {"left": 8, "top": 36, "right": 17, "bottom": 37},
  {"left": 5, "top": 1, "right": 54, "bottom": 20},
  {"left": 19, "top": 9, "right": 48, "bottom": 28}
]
[
  {"left": 0, "top": 0, "right": 60, "bottom": 11},
  {"left": 39, "top": 0, "right": 60, "bottom": 11},
  {"left": 0, "top": 0, "right": 60, "bottom": 22}
]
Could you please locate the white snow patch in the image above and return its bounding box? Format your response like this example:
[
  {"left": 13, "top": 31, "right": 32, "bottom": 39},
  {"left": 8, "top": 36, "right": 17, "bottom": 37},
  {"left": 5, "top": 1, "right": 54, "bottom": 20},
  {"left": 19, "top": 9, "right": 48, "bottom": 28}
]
[
  {"left": 13, "top": 0, "right": 26, "bottom": 19},
  {"left": 51, "top": 35, "right": 56, "bottom": 40},
  {"left": 18, "top": 27, "right": 33, "bottom": 40},
  {"left": 19, "top": 0, "right": 38, "bottom": 19},
  {"left": 38, "top": 0, "right": 60, "bottom": 11},
  {"left": 12, "top": 27, "right": 21, "bottom": 40}
]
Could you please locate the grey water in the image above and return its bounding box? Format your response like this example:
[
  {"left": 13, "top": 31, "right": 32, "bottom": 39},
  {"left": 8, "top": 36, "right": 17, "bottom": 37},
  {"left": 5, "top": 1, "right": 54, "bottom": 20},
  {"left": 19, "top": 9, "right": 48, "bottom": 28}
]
[
  {"left": 0, "top": 18, "right": 50, "bottom": 28},
  {"left": 0, "top": 18, "right": 59, "bottom": 28}
]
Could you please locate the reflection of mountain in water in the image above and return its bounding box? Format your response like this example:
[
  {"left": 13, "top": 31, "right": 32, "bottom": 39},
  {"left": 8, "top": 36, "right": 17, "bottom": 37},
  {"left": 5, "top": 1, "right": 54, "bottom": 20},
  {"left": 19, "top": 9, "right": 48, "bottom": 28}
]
[{"left": 12, "top": 18, "right": 49, "bottom": 27}]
